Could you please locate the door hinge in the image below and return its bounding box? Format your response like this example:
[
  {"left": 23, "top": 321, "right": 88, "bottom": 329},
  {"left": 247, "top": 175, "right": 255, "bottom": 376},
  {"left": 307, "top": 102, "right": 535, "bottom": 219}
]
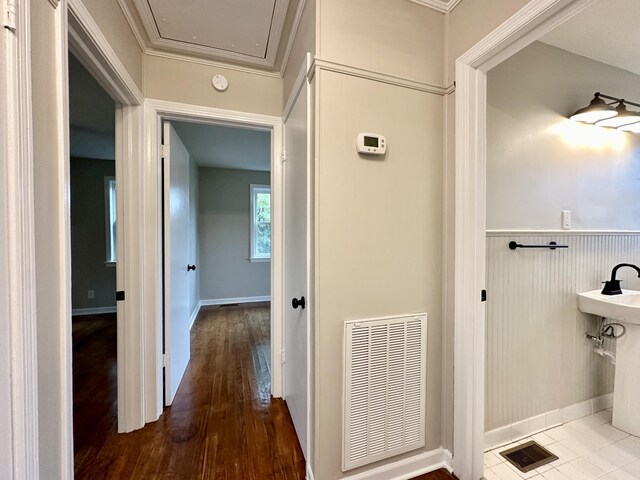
[
  {"left": 163, "top": 353, "right": 168, "bottom": 367},
  {"left": 281, "top": 349, "right": 286, "bottom": 365},
  {"left": 116, "top": 290, "right": 125, "bottom": 301},
  {"left": 3, "top": 0, "right": 17, "bottom": 31},
  {"left": 160, "top": 144, "right": 169, "bottom": 158},
  {"left": 481, "top": 289, "right": 487, "bottom": 302},
  {"left": 281, "top": 147, "right": 286, "bottom": 163}
]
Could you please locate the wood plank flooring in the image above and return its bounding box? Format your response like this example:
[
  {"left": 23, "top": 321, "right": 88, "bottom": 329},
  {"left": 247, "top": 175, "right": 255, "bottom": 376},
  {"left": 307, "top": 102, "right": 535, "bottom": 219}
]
[
  {"left": 73, "top": 303, "right": 305, "bottom": 479},
  {"left": 72, "top": 305, "right": 457, "bottom": 480}
]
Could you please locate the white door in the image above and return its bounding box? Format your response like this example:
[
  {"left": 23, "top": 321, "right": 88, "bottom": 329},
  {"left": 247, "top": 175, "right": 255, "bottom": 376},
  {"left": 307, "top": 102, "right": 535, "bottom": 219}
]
[
  {"left": 163, "top": 122, "right": 192, "bottom": 405},
  {"left": 284, "top": 72, "right": 310, "bottom": 458}
]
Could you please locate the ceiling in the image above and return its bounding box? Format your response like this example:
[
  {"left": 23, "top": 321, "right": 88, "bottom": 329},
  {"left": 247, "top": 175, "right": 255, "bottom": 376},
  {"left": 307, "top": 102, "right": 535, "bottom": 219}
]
[
  {"left": 129, "top": 0, "right": 297, "bottom": 70},
  {"left": 540, "top": 0, "right": 640, "bottom": 77},
  {"left": 172, "top": 121, "right": 271, "bottom": 171}
]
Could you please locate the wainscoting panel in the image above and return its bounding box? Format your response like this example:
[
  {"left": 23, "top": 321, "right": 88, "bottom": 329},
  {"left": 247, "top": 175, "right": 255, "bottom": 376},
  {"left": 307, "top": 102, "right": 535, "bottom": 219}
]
[{"left": 485, "top": 232, "right": 640, "bottom": 431}]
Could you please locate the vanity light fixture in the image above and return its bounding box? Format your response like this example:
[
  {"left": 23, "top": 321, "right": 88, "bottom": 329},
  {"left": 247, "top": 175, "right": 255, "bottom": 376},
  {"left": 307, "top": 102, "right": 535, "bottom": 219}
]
[
  {"left": 570, "top": 92, "right": 640, "bottom": 133},
  {"left": 570, "top": 93, "right": 616, "bottom": 123},
  {"left": 595, "top": 101, "right": 640, "bottom": 128}
]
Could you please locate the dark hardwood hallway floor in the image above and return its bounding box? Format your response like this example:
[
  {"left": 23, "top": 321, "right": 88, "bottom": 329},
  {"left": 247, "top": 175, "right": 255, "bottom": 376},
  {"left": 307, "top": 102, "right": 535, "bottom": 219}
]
[
  {"left": 72, "top": 305, "right": 457, "bottom": 480},
  {"left": 73, "top": 303, "right": 305, "bottom": 479}
]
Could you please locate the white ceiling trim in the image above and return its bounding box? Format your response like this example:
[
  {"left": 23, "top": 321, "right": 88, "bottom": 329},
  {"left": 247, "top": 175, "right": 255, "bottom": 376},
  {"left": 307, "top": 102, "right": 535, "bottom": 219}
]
[
  {"left": 132, "top": 0, "right": 289, "bottom": 69},
  {"left": 408, "top": 0, "right": 463, "bottom": 14},
  {"left": 145, "top": 49, "right": 282, "bottom": 78},
  {"left": 279, "top": 0, "right": 307, "bottom": 76},
  {"left": 116, "top": 0, "right": 147, "bottom": 52}
]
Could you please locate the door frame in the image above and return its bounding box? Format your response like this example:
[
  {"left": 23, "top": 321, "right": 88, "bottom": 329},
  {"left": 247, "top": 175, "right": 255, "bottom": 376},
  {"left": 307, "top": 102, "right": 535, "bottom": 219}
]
[
  {"left": 144, "top": 99, "right": 285, "bottom": 419},
  {"left": 1, "top": 0, "right": 40, "bottom": 476},
  {"left": 452, "top": 0, "right": 596, "bottom": 478}
]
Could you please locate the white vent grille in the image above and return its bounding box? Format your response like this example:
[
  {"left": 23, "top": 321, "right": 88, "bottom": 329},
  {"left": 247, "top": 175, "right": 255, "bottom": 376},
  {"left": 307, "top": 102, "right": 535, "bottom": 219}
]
[{"left": 343, "top": 314, "right": 427, "bottom": 471}]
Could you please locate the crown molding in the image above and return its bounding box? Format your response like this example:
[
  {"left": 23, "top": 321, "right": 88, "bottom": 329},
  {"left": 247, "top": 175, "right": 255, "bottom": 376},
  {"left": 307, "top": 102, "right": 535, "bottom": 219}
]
[
  {"left": 144, "top": 49, "right": 282, "bottom": 79},
  {"left": 116, "top": 0, "right": 147, "bottom": 52},
  {"left": 408, "top": 0, "right": 463, "bottom": 14},
  {"left": 279, "top": 0, "right": 307, "bottom": 76}
]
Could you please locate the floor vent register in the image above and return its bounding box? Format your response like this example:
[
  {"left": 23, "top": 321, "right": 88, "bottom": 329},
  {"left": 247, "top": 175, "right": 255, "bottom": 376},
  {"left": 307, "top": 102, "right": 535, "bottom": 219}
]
[{"left": 499, "top": 440, "right": 558, "bottom": 473}]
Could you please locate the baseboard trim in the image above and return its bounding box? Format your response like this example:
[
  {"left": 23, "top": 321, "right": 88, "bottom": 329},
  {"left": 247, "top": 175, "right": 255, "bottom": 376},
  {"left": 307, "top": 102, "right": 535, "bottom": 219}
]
[
  {"left": 189, "top": 302, "right": 202, "bottom": 331},
  {"left": 485, "top": 393, "right": 614, "bottom": 450},
  {"left": 306, "top": 463, "right": 315, "bottom": 480},
  {"left": 72, "top": 306, "right": 117, "bottom": 316},
  {"left": 342, "top": 447, "right": 453, "bottom": 480},
  {"left": 200, "top": 296, "right": 271, "bottom": 307}
]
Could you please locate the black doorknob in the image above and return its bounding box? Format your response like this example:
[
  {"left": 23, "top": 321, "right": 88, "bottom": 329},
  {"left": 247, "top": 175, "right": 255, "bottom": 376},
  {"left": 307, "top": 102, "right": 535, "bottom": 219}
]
[
  {"left": 292, "top": 296, "right": 306, "bottom": 309},
  {"left": 187, "top": 264, "right": 197, "bottom": 271}
]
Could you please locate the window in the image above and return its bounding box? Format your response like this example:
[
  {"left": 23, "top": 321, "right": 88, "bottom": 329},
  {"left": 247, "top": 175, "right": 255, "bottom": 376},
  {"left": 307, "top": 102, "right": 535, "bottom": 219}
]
[
  {"left": 250, "top": 184, "right": 271, "bottom": 261},
  {"left": 104, "top": 177, "right": 116, "bottom": 264}
]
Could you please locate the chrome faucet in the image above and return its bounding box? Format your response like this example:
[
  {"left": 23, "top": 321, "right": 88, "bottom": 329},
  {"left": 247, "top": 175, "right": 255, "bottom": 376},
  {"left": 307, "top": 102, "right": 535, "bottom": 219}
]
[{"left": 601, "top": 263, "right": 640, "bottom": 295}]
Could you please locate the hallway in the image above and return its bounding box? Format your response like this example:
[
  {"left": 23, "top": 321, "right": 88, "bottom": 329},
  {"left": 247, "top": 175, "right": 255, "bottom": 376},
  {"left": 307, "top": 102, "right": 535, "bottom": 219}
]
[{"left": 73, "top": 303, "right": 305, "bottom": 479}]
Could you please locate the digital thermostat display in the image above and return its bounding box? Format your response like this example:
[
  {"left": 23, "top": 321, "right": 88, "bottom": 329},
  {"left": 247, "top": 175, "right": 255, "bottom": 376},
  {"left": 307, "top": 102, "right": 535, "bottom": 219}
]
[{"left": 357, "top": 133, "right": 386, "bottom": 155}]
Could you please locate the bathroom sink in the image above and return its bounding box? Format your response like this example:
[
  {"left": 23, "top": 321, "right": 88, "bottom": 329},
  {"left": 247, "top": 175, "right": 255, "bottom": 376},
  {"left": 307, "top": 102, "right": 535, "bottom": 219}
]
[{"left": 577, "top": 289, "right": 640, "bottom": 325}]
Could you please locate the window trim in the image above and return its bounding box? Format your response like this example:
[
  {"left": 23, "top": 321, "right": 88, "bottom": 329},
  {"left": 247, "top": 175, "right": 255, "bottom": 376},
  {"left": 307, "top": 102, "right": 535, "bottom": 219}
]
[
  {"left": 104, "top": 176, "right": 117, "bottom": 266},
  {"left": 250, "top": 184, "right": 271, "bottom": 262}
]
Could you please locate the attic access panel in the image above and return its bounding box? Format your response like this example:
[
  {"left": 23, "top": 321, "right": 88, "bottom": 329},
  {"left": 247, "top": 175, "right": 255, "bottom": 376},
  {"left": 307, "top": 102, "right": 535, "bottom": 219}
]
[{"left": 146, "top": 0, "right": 276, "bottom": 58}]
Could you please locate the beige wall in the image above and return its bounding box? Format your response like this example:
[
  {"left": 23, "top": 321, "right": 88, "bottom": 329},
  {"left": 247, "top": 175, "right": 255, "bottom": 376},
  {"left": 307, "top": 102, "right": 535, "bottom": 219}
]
[
  {"left": 81, "top": 0, "right": 144, "bottom": 92},
  {"left": 315, "top": 69, "right": 443, "bottom": 479},
  {"left": 144, "top": 55, "right": 283, "bottom": 116},
  {"left": 446, "top": 0, "right": 529, "bottom": 84},
  {"left": 283, "top": 0, "right": 316, "bottom": 105},
  {"left": 488, "top": 42, "right": 640, "bottom": 230},
  {"left": 319, "top": 0, "right": 445, "bottom": 86},
  {"left": 31, "top": 2, "right": 68, "bottom": 478}
]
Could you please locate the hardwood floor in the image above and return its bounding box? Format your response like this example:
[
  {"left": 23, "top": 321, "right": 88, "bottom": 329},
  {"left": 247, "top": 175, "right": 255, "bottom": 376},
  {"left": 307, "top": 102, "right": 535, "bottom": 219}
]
[
  {"left": 410, "top": 469, "right": 457, "bottom": 479},
  {"left": 73, "top": 303, "right": 305, "bottom": 479}
]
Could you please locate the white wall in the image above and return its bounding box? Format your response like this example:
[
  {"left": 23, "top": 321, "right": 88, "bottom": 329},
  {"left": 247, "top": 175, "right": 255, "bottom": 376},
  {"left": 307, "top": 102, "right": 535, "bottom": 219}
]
[
  {"left": 485, "top": 233, "right": 640, "bottom": 431},
  {"left": 198, "top": 167, "right": 271, "bottom": 301},
  {"left": 487, "top": 42, "right": 640, "bottom": 230}
]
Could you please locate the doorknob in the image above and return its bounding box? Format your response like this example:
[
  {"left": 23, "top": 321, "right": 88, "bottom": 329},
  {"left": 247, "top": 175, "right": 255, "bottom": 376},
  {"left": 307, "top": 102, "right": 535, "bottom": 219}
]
[
  {"left": 292, "top": 296, "right": 306, "bottom": 309},
  {"left": 187, "top": 264, "right": 197, "bottom": 271}
]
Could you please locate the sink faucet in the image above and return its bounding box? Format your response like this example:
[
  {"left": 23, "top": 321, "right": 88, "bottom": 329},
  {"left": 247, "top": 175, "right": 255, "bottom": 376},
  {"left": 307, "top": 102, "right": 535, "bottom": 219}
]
[{"left": 601, "top": 263, "right": 640, "bottom": 295}]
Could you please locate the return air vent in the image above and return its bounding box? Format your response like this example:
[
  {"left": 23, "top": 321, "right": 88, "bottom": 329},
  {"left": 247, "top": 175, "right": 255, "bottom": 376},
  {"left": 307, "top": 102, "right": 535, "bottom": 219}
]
[{"left": 343, "top": 314, "right": 427, "bottom": 471}]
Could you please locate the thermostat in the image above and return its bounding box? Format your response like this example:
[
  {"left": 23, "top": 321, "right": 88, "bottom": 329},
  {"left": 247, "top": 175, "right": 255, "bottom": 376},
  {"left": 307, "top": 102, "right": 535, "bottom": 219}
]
[{"left": 356, "top": 133, "right": 386, "bottom": 155}]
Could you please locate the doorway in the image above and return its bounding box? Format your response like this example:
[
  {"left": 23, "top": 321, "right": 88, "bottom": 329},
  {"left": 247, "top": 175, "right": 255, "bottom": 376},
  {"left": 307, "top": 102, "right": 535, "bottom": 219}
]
[
  {"left": 68, "top": 51, "right": 119, "bottom": 472},
  {"left": 452, "top": 0, "right": 638, "bottom": 478},
  {"left": 161, "top": 119, "right": 274, "bottom": 405}
]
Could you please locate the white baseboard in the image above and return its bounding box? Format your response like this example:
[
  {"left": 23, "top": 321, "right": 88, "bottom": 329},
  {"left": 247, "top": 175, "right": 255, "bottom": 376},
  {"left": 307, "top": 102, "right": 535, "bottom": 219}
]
[
  {"left": 189, "top": 302, "right": 202, "bottom": 331},
  {"left": 342, "top": 447, "right": 453, "bottom": 480},
  {"left": 200, "top": 295, "right": 271, "bottom": 306},
  {"left": 485, "top": 393, "right": 614, "bottom": 450},
  {"left": 72, "top": 306, "right": 117, "bottom": 316},
  {"left": 306, "top": 463, "right": 315, "bottom": 480}
]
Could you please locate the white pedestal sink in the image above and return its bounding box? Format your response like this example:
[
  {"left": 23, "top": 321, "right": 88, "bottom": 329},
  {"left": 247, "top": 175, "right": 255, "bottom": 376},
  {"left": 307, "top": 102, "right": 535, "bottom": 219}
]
[{"left": 578, "top": 289, "right": 640, "bottom": 436}]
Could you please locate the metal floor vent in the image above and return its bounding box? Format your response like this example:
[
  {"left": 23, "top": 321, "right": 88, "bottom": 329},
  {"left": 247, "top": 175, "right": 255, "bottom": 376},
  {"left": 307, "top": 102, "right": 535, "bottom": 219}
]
[{"left": 500, "top": 440, "right": 558, "bottom": 472}]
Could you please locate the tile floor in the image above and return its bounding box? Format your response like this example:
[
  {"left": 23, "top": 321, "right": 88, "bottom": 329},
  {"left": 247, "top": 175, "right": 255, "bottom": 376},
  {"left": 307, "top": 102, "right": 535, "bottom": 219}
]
[{"left": 484, "top": 409, "right": 640, "bottom": 479}]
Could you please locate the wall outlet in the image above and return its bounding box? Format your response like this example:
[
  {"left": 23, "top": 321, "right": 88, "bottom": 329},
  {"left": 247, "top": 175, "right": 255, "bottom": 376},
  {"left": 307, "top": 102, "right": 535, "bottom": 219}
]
[
  {"left": 561, "top": 210, "right": 571, "bottom": 230},
  {"left": 88, "top": 290, "right": 95, "bottom": 299}
]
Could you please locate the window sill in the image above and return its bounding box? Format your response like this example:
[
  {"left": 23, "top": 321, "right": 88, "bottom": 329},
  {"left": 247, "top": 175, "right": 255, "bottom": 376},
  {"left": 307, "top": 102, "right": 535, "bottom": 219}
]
[{"left": 249, "top": 257, "right": 270, "bottom": 263}]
